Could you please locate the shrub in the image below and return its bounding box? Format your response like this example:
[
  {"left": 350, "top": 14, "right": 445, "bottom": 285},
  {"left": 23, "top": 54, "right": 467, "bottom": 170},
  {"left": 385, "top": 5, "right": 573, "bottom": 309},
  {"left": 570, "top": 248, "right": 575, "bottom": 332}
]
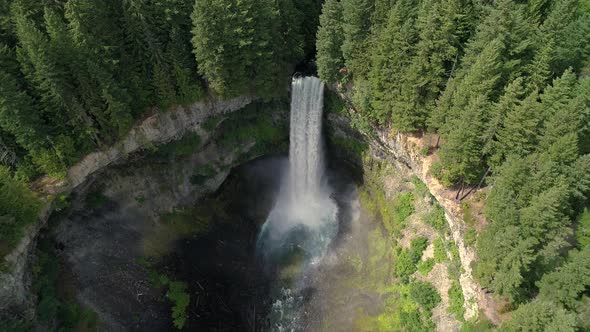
[
  {"left": 448, "top": 281, "right": 465, "bottom": 320},
  {"left": 190, "top": 164, "right": 217, "bottom": 185},
  {"left": 575, "top": 208, "right": 590, "bottom": 248},
  {"left": 392, "top": 192, "right": 415, "bottom": 228},
  {"left": 417, "top": 258, "right": 435, "bottom": 275},
  {"left": 409, "top": 281, "right": 441, "bottom": 312},
  {"left": 202, "top": 116, "right": 222, "bottom": 131},
  {"left": 0, "top": 166, "right": 41, "bottom": 254},
  {"left": 461, "top": 201, "right": 476, "bottom": 226},
  {"left": 465, "top": 228, "right": 477, "bottom": 247},
  {"left": 433, "top": 238, "right": 448, "bottom": 263},
  {"left": 141, "top": 259, "right": 190, "bottom": 330},
  {"left": 419, "top": 145, "right": 430, "bottom": 156},
  {"left": 395, "top": 249, "right": 417, "bottom": 282},
  {"left": 32, "top": 239, "right": 97, "bottom": 329},
  {"left": 424, "top": 205, "right": 447, "bottom": 233},
  {"left": 154, "top": 133, "right": 201, "bottom": 159},
  {"left": 85, "top": 190, "right": 109, "bottom": 209},
  {"left": 167, "top": 281, "right": 190, "bottom": 330},
  {"left": 332, "top": 136, "right": 368, "bottom": 157},
  {"left": 460, "top": 319, "right": 494, "bottom": 332},
  {"left": 448, "top": 260, "right": 463, "bottom": 280},
  {"left": 410, "top": 237, "right": 429, "bottom": 262},
  {"left": 411, "top": 175, "right": 429, "bottom": 198},
  {"left": 324, "top": 89, "right": 347, "bottom": 115}
]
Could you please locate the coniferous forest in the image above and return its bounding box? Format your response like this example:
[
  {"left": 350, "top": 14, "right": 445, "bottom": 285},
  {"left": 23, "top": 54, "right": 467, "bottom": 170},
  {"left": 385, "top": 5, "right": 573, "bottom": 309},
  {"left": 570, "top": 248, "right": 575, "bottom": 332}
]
[
  {"left": 0, "top": 0, "right": 589, "bottom": 330},
  {"left": 316, "top": 0, "right": 590, "bottom": 329}
]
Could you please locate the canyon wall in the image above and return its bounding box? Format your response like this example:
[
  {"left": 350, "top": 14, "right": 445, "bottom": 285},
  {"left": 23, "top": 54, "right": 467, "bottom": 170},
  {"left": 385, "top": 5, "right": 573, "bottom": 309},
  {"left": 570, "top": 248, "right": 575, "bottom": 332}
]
[
  {"left": 1, "top": 91, "right": 495, "bottom": 325},
  {"left": 327, "top": 109, "right": 498, "bottom": 324},
  {"left": 0, "top": 95, "right": 255, "bottom": 316}
]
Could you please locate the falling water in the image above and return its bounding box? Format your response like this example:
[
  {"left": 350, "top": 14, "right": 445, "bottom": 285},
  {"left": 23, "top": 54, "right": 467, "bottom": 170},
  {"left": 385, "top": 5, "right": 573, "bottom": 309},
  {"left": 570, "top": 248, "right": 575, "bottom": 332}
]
[
  {"left": 257, "top": 76, "right": 339, "bottom": 331},
  {"left": 288, "top": 76, "right": 325, "bottom": 201}
]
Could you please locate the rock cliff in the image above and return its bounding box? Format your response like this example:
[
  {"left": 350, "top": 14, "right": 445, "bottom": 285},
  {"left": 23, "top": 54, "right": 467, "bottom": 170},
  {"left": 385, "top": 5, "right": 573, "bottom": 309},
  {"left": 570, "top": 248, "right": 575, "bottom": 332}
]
[{"left": 0, "top": 95, "right": 254, "bottom": 316}]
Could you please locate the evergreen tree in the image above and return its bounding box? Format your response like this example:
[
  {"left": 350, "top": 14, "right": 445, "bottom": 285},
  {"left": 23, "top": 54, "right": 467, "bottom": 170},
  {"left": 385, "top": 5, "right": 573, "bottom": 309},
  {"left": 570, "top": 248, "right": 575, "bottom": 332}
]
[
  {"left": 316, "top": 0, "right": 345, "bottom": 84},
  {"left": 537, "top": 246, "right": 590, "bottom": 310},
  {"left": 368, "top": 0, "right": 419, "bottom": 125},
  {"left": 341, "top": 0, "right": 374, "bottom": 77},
  {"left": 12, "top": 4, "right": 97, "bottom": 152},
  {"left": 0, "top": 44, "right": 47, "bottom": 154},
  {"left": 192, "top": 0, "right": 287, "bottom": 99},
  {"left": 500, "top": 301, "right": 577, "bottom": 332}
]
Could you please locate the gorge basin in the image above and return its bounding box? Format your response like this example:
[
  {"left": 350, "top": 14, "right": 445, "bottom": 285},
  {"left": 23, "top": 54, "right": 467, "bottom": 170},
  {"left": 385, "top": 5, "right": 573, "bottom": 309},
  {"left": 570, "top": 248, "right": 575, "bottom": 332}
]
[{"left": 46, "top": 77, "right": 359, "bottom": 331}]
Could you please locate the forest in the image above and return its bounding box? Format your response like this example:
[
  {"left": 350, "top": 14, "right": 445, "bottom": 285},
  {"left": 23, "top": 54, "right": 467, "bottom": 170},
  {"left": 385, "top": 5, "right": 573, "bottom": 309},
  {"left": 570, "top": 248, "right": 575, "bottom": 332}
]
[
  {"left": 0, "top": 0, "right": 319, "bottom": 255},
  {"left": 0, "top": 0, "right": 589, "bottom": 330},
  {"left": 317, "top": 0, "right": 590, "bottom": 329}
]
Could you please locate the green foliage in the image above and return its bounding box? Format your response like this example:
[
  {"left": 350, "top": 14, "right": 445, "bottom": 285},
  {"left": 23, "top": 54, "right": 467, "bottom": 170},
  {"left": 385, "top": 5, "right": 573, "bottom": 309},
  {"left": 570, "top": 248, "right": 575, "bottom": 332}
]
[
  {"left": 32, "top": 238, "right": 98, "bottom": 330},
  {"left": 85, "top": 190, "right": 109, "bottom": 210},
  {"left": 411, "top": 176, "right": 430, "bottom": 198},
  {"left": 167, "top": 281, "right": 190, "bottom": 330},
  {"left": 202, "top": 116, "right": 221, "bottom": 132},
  {"left": 410, "top": 237, "right": 429, "bottom": 262},
  {"left": 460, "top": 319, "right": 494, "bottom": 332},
  {"left": 141, "top": 259, "right": 190, "bottom": 330},
  {"left": 190, "top": 164, "right": 217, "bottom": 186},
  {"left": 500, "top": 301, "right": 577, "bottom": 332},
  {"left": 417, "top": 258, "right": 435, "bottom": 276},
  {"left": 448, "top": 281, "right": 465, "bottom": 320},
  {"left": 191, "top": 0, "right": 311, "bottom": 99},
  {"left": 537, "top": 246, "right": 590, "bottom": 310},
  {"left": 575, "top": 208, "right": 590, "bottom": 247},
  {"left": 409, "top": 281, "right": 441, "bottom": 312},
  {"left": 216, "top": 101, "right": 288, "bottom": 158},
  {"left": 395, "top": 248, "right": 418, "bottom": 282},
  {"left": 324, "top": 89, "right": 348, "bottom": 115},
  {"left": 331, "top": 136, "right": 368, "bottom": 158},
  {"left": 355, "top": 283, "right": 438, "bottom": 331},
  {"left": 464, "top": 228, "right": 477, "bottom": 247},
  {"left": 395, "top": 237, "right": 429, "bottom": 282},
  {"left": 392, "top": 193, "right": 415, "bottom": 229},
  {"left": 314, "top": 0, "right": 590, "bottom": 327},
  {"left": 0, "top": 165, "right": 40, "bottom": 255},
  {"left": 316, "top": 0, "right": 344, "bottom": 84},
  {"left": 153, "top": 133, "right": 201, "bottom": 160},
  {"left": 433, "top": 237, "right": 448, "bottom": 263},
  {"left": 424, "top": 205, "right": 447, "bottom": 233}
]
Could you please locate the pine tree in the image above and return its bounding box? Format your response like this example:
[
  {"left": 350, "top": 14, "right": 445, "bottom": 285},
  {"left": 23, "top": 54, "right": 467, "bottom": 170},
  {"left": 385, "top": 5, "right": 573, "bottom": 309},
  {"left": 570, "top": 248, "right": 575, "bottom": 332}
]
[
  {"left": 0, "top": 45, "right": 47, "bottom": 155},
  {"left": 12, "top": 4, "right": 97, "bottom": 152},
  {"left": 538, "top": 246, "right": 590, "bottom": 310},
  {"left": 341, "top": 0, "right": 374, "bottom": 77},
  {"left": 493, "top": 91, "right": 541, "bottom": 165},
  {"left": 368, "top": 0, "right": 419, "bottom": 125},
  {"left": 316, "top": 0, "right": 345, "bottom": 84},
  {"left": 541, "top": 0, "right": 590, "bottom": 73},
  {"left": 500, "top": 301, "right": 577, "bottom": 331}
]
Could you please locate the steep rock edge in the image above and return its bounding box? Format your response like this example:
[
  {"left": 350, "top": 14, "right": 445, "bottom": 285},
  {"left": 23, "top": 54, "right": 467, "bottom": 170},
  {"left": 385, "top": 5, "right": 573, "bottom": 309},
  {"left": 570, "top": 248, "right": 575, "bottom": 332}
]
[
  {"left": 326, "top": 107, "right": 498, "bottom": 324},
  {"left": 1, "top": 90, "right": 499, "bottom": 325},
  {"left": 0, "top": 95, "right": 254, "bottom": 316}
]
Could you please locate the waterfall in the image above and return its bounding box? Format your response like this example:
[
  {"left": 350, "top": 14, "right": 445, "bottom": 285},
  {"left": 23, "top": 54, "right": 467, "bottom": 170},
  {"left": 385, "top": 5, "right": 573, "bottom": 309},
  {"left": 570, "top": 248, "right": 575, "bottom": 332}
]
[
  {"left": 288, "top": 77, "right": 325, "bottom": 201},
  {"left": 257, "top": 75, "right": 338, "bottom": 331},
  {"left": 257, "top": 76, "right": 337, "bottom": 258}
]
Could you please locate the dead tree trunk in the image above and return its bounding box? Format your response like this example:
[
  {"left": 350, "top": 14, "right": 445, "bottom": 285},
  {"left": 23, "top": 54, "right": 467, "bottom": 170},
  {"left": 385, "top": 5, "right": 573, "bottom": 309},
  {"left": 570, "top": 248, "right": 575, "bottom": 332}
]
[{"left": 460, "top": 167, "right": 491, "bottom": 201}]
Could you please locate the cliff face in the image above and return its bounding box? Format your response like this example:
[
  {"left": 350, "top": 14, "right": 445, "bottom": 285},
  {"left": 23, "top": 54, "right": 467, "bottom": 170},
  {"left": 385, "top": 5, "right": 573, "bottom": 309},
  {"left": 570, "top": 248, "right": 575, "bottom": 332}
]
[
  {"left": 2, "top": 91, "right": 494, "bottom": 325},
  {"left": 0, "top": 95, "right": 254, "bottom": 316},
  {"left": 327, "top": 109, "right": 498, "bottom": 323}
]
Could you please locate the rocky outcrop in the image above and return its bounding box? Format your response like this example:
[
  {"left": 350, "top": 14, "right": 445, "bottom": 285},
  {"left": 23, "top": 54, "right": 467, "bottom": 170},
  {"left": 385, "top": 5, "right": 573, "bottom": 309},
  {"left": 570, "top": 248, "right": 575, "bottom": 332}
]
[
  {"left": 0, "top": 95, "right": 254, "bottom": 316},
  {"left": 327, "top": 110, "right": 495, "bottom": 323}
]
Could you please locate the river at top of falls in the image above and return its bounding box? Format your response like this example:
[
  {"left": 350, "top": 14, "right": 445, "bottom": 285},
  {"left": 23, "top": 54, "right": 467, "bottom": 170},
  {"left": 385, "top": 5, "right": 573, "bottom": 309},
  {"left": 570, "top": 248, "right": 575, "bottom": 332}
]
[{"left": 256, "top": 76, "right": 339, "bottom": 331}]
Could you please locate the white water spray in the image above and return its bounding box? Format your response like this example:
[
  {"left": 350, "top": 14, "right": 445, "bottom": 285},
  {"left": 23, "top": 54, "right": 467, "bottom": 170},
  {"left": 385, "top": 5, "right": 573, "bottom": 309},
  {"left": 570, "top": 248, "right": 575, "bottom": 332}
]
[{"left": 257, "top": 76, "right": 338, "bottom": 264}]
